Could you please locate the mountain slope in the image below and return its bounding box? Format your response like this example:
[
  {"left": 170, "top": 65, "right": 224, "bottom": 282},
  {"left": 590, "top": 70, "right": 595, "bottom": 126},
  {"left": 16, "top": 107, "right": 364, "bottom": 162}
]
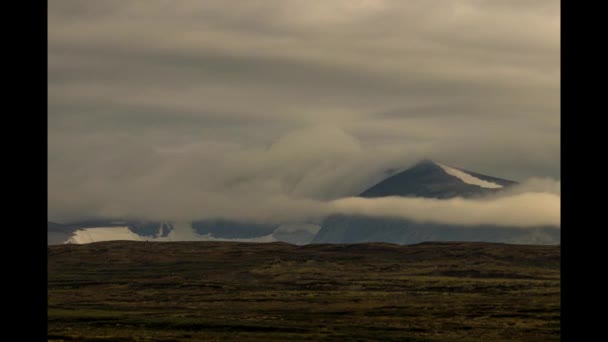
[
  {"left": 360, "top": 159, "right": 516, "bottom": 198},
  {"left": 313, "top": 160, "right": 559, "bottom": 245}
]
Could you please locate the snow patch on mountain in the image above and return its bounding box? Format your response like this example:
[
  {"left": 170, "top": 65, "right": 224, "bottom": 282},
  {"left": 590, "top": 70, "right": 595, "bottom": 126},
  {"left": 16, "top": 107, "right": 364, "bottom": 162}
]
[
  {"left": 66, "top": 227, "right": 143, "bottom": 244},
  {"left": 64, "top": 223, "right": 279, "bottom": 244},
  {"left": 436, "top": 162, "right": 503, "bottom": 189}
]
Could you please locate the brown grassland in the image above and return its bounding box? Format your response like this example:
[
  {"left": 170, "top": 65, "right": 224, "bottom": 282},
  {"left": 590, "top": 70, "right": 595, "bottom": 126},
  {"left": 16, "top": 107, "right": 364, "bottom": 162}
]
[{"left": 48, "top": 241, "right": 560, "bottom": 341}]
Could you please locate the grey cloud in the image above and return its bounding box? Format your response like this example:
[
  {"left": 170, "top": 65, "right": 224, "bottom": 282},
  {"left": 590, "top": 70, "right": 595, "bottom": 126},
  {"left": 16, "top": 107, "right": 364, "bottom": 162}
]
[
  {"left": 330, "top": 192, "right": 560, "bottom": 228},
  {"left": 48, "top": 1, "right": 559, "bottom": 223},
  {"left": 48, "top": 124, "right": 560, "bottom": 227}
]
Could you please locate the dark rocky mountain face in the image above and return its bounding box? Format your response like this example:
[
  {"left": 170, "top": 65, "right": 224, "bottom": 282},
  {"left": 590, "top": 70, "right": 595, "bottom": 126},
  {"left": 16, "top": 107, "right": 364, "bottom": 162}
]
[
  {"left": 312, "top": 215, "right": 559, "bottom": 245},
  {"left": 360, "top": 159, "right": 516, "bottom": 199},
  {"left": 314, "top": 160, "right": 559, "bottom": 245},
  {"left": 48, "top": 222, "right": 75, "bottom": 245},
  {"left": 129, "top": 222, "right": 174, "bottom": 238},
  {"left": 191, "top": 220, "right": 278, "bottom": 239}
]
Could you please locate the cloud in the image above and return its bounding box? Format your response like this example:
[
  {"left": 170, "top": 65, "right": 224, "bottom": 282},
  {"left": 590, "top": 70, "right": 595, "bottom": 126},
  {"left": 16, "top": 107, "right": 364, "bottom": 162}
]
[
  {"left": 48, "top": 1, "right": 559, "bottom": 223},
  {"left": 49, "top": 143, "right": 561, "bottom": 227},
  {"left": 48, "top": 125, "right": 424, "bottom": 223},
  {"left": 329, "top": 192, "right": 560, "bottom": 228},
  {"left": 50, "top": 187, "right": 560, "bottom": 229},
  {"left": 497, "top": 177, "right": 560, "bottom": 196}
]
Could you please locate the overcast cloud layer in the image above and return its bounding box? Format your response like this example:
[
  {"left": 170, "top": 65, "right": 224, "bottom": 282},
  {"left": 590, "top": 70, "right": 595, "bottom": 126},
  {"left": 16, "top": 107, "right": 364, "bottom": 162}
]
[{"left": 48, "top": 1, "right": 560, "bottom": 224}]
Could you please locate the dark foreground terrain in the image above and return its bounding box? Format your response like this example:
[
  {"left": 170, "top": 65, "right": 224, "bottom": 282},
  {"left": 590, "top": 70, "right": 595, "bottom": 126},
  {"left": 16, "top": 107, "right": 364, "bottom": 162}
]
[{"left": 48, "top": 241, "right": 560, "bottom": 341}]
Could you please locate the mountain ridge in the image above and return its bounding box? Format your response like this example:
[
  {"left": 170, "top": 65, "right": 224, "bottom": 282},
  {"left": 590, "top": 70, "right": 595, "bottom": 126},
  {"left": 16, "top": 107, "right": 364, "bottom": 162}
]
[
  {"left": 48, "top": 159, "right": 558, "bottom": 245},
  {"left": 360, "top": 159, "right": 516, "bottom": 198},
  {"left": 313, "top": 159, "right": 559, "bottom": 245}
]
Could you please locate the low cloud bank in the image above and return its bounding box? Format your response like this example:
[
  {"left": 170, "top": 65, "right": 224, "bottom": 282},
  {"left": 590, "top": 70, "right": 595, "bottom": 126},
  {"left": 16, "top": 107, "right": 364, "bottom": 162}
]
[
  {"left": 329, "top": 192, "right": 559, "bottom": 228},
  {"left": 52, "top": 182, "right": 560, "bottom": 229}
]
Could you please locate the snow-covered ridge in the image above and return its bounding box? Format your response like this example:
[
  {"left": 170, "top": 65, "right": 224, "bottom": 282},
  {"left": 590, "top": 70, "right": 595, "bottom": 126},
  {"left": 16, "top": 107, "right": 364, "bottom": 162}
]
[
  {"left": 64, "top": 225, "right": 278, "bottom": 244},
  {"left": 435, "top": 162, "right": 503, "bottom": 189},
  {"left": 66, "top": 227, "right": 143, "bottom": 244},
  {"left": 59, "top": 221, "right": 322, "bottom": 245}
]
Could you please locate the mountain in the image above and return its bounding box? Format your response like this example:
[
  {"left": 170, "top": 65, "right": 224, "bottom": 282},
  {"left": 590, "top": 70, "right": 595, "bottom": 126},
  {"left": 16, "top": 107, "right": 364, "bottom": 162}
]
[
  {"left": 48, "top": 221, "right": 76, "bottom": 245},
  {"left": 191, "top": 220, "right": 278, "bottom": 239},
  {"left": 360, "top": 159, "right": 516, "bottom": 199},
  {"left": 47, "top": 219, "right": 319, "bottom": 246},
  {"left": 312, "top": 160, "right": 559, "bottom": 245},
  {"left": 48, "top": 160, "right": 559, "bottom": 246},
  {"left": 47, "top": 220, "right": 177, "bottom": 245}
]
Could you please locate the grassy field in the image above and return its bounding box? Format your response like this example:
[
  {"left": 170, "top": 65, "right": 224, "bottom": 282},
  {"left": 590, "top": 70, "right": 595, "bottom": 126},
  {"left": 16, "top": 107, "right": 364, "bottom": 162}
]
[{"left": 48, "top": 241, "right": 560, "bottom": 341}]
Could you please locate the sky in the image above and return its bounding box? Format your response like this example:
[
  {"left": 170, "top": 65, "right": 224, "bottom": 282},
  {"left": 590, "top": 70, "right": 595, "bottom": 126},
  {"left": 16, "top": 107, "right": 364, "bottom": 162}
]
[{"left": 48, "top": 0, "right": 560, "bottom": 225}]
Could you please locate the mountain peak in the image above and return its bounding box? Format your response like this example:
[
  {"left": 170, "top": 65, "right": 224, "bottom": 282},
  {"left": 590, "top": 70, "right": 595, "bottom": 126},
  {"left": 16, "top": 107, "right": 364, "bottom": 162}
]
[{"left": 360, "top": 160, "right": 515, "bottom": 199}]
